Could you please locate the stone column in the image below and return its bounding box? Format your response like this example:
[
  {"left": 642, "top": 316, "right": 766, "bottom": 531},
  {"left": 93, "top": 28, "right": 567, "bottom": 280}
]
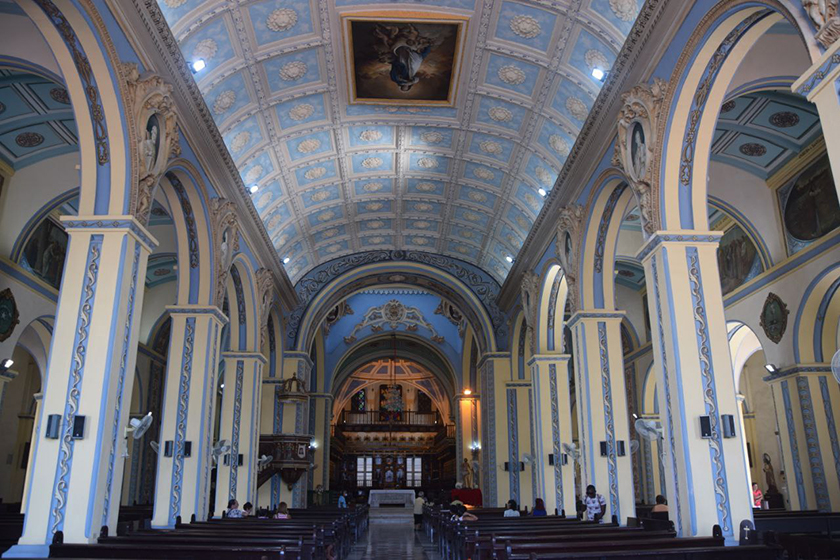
[
  {"left": 529, "top": 355, "right": 576, "bottom": 516},
  {"left": 478, "top": 352, "right": 511, "bottom": 507},
  {"left": 767, "top": 366, "right": 840, "bottom": 512},
  {"left": 568, "top": 312, "right": 635, "bottom": 524},
  {"left": 151, "top": 306, "right": 226, "bottom": 528},
  {"left": 214, "top": 352, "right": 265, "bottom": 515},
  {"left": 7, "top": 218, "right": 155, "bottom": 556},
  {"left": 639, "top": 232, "right": 753, "bottom": 540}
]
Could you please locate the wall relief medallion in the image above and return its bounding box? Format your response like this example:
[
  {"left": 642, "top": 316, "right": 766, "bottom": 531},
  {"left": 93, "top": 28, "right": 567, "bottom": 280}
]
[
  {"left": 0, "top": 288, "right": 20, "bottom": 343},
  {"left": 615, "top": 78, "right": 668, "bottom": 236},
  {"left": 343, "top": 299, "right": 444, "bottom": 344},
  {"left": 759, "top": 292, "right": 789, "bottom": 344}
]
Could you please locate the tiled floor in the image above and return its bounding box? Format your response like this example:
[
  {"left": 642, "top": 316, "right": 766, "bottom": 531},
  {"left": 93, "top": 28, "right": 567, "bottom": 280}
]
[{"left": 348, "top": 521, "right": 440, "bottom": 559}]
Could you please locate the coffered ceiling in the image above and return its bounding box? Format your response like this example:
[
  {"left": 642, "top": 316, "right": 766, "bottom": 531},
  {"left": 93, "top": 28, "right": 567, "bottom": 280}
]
[{"left": 157, "top": 0, "right": 640, "bottom": 283}]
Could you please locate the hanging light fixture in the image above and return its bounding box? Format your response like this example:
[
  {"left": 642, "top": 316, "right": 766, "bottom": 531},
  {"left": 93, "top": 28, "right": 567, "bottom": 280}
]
[{"left": 382, "top": 334, "right": 403, "bottom": 416}]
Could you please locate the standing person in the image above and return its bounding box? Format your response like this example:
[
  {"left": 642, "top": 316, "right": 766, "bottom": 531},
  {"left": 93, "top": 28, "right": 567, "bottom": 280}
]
[
  {"left": 413, "top": 491, "right": 426, "bottom": 530},
  {"left": 583, "top": 485, "right": 606, "bottom": 522},
  {"left": 273, "top": 502, "right": 291, "bottom": 519},
  {"left": 532, "top": 498, "right": 547, "bottom": 516},
  {"left": 226, "top": 499, "right": 245, "bottom": 518},
  {"left": 337, "top": 491, "right": 348, "bottom": 508},
  {"left": 752, "top": 483, "right": 764, "bottom": 509},
  {"left": 504, "top": 500, "right": 520, "bottom": 517}
]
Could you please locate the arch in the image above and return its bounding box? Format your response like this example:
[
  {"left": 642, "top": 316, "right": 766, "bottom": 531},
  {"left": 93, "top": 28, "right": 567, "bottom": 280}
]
[
  {"left": 293, "top": 261, "right": 499, "bottom": 355},
  {"left": 535, "top": 262, "right": 569, "bottom": 354},
  {"left": 794, "top": 262, "right": 840, "bottom": 363},
  {"left": 641, "top": 362, "right": 658, "bottom": 416},
  {"left": 579, "top": 172, "right": 635, "bottom": 311},
  {"left": 12, "top": 315, "right": 54, "bottom": 387},
  {"left": 727, "top": 321, "right": 765, "bottom": 389},
  {"left": 656, "top": 1, "right": 813, "bottom": 232},
  {"left": 17, "top": 0, "right": 134, "bottom": 216},
  {"left": 226, "top": 255, "right": 260, "bottom": 353}
]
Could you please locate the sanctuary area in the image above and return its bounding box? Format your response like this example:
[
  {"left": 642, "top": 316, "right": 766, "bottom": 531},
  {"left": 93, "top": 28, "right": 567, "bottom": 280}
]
[{"left": 0, "top": 0, "right": 839, "bottom": 558}]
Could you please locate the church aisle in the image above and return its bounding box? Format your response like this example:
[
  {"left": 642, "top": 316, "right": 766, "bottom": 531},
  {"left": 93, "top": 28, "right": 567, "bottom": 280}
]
[{"left": 348, "top": 523, "right": 440, "bottom": 560}]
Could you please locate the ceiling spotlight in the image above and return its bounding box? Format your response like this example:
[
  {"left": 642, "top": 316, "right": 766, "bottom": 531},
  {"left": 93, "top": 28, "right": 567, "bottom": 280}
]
[
  {"left": 1, "top": 359, "right": 12, "bottom": 369},
  {"left": 249, "top": 184, "right": 259, "bottom": 193},
  {"left": 591, "top": 67, "right": 606, "bottom": 81},
  {"left": 191, "top": 59, "right": 206, "bottom": 73},
  {"left": 283, "top": 257, "right": 291, "bottom": 264},
  {"left": 505, "top": 255, "right": 513, "bottom": 263},
  {"left": 764, "top": 364, "right": 779, "bottom": 374},
  {"left": 220, "top": 383, "right": 225, "bottom": 389},
  {"left": 538, "top": 188, "right": 547, "bottom": 197},
  {"left": 463, "top": 389, "right": 472, "bottom": 396}
]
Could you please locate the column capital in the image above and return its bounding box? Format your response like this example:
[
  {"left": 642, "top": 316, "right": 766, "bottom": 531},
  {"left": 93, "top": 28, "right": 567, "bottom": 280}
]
[
  {"left": 61, "top": 214, "right": 159, "bottom": 252},
  {"left": 477, "top": 352, "right": 510, "bottom": 369},
  {"left": 284, "top": 351, "right": 314, "bottom": 369},
  {"left": 567, "top": 310, "right": 625, "bottom": 329},
  {"left": 764, "top": 363, "right": 832, "bottom": 383},
  {"left": 793, "top": 40, "right": 840, "bottom": 98},
  {"left": 636, "top": 230, "right": 722, "bottom": 263},
  {"left": 166, "top": 305, "right": 228, "bottom": 325},
  {"left": 221, "top": 351, "right": 267, "bottom": 365},
  {"left": 527, "top": 354, "right": 571, "bottom": 367}
]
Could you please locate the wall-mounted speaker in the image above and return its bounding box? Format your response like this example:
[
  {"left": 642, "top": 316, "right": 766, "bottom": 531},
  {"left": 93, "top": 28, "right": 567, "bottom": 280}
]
[
  {"left": 722, "top": 415, "right": 736, "bottom": 438},
  {"left": 184, "top": 442, "right": 192, "bottom": 457},
  {"left": 164, "top": 441, "right": 174, "bottom": 457},
  {"left": 46, "top": 414, "right": 61, "bottom": 439},
  {"left": 548, "top": 454, "right": 554, "bottom": 466},
  {"left": 238, "top": 454, "right": 244, "bottom": 467},
  {"left": 617, "top": 440, "right": 626, "bottom": 457},
  {"left": 600, "top": 441, "right": 608, "bottom": 456},
  {"left": 700, "top": 416, "right": 712, "bottom": 438},
  {"left": 72, "top": 416, "right": 86, "bottom": 439}
]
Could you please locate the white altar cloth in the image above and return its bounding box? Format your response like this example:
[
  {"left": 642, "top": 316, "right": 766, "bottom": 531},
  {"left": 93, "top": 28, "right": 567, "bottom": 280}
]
[{"left": 368, "top": 489, "right": 416, "bottom": 508}]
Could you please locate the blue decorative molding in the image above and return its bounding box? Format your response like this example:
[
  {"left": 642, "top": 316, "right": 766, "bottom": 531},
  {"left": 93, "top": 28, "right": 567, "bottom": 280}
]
[
  {"left": 273, "top": 386, "right": 284, "bottom": 433},
  {"left": 507, "top": 388, "right": 520, "bottom": 504},
  {"left": 781, "top": 380, "right": 808, "bottom": 509},
  {"left": 548, "top": 363, "right": 564, "bottom": 511},
  {"left": 546, "top": 273, "right": 562, "bottom": 351},
  {"left": 167, "top": 173, "right": 199, "bottom": 269},
  {"left": 167, "top": 306, "right": 229, "bottom": 325},
  {"left": 797, "top": 377, "right": 829, "bottom": 511},
  {"left": 169, "top": 317, "right": 195, "bottom": 526},
  {"left": 642, "top": 438, "right": 655, "bottom": 503},
  {"left": 566, "top": 311, "right": 624, "bottom": 330},
  {"left": 597, "top": 322, "right": 620, "bottom": 522},
  {"left": 481, "top": 359, "right": 497, "bottom": 507},
  {"left": 200, "top": 322, "right": 220, "bottom": 521},
  {"left": 795, "top": 52, "right": 840, "bottom": 96},
  {"left": 763, "top": 365, "right": 832, "bottom": 383},
  {"left": 102, "top": 243, "right": 141, "bottom": 527},
  {"left": 322, "top": 399, "right": 331, "bottom": 489},
  {"left": 62, "top": 219, "right": 157, "bottom": 252},
  {"left": 228, "top": 360, "right": 244, "bottom": 501},
  {"left": 637, "top": 232, "right": 722, "bottom": 263},
  {"left": 573, "top": 327, "right": 589, "bottom": 486},
  {"left": 819, "top": 376, "right": 840, "bottom": 494},
  {"left": 222, "top": 351, "right": 267, "bottom": 364},
  {"left": 528, "top": 387, "right": 537, "bottom": 503},
  {"left": 48, "top": 235, "right": 101, "bottom": 535},
  {"left": 685, "top": 247, "right": 731, "bottom": 535},
  {"left": 650, "top": 255, "right": 683, "bottom": 535},
  {"left": 594, "top": 184, "right": 627, "bottom": 274},
  {"left": 230, "top": 266, "right": 246, "bottom": 327}
]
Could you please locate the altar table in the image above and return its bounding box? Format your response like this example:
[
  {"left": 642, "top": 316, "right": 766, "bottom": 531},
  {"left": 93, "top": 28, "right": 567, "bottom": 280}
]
[{"left": 368, "top": 489, "right": 416, "bottom": 508}]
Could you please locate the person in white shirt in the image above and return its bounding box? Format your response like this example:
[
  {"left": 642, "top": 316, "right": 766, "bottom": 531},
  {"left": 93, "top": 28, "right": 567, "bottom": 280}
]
[
  {"left": 504, "top": 500, "right": 520, "bottom": 517},
  {"left": 413, "top": 491, "right": 426, "bottom": 529},
  {"left": 226, "top": 499, "right": 245, "bottom": 518},
  {"left": 583, "top": 485, "right": 606, "bottom": 522}
]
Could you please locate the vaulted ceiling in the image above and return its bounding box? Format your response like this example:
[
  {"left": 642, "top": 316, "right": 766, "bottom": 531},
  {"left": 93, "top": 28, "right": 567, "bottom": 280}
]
[{"left": 157, "top": 0, "right": 640, "bottom": 283}]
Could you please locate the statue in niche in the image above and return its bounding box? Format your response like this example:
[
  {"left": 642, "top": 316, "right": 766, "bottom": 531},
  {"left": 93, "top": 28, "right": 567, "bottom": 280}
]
[
  {"left": 141, "top": 114, "right": 160, "bottom": 174},
  {"left": 462, "top": 458, "right": 475, "bottom": 489},
  {"left": 630, "top": 122, "right": 647, "bottom": 179},
  {"left": 763, "top": 453, "right": 777, "bottom": 491}
]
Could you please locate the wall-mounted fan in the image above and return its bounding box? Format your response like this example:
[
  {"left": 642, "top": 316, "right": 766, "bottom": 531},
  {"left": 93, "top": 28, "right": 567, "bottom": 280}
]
[
  {"left": 125, "top": 412, "right": 153, "bottom": 439},
  {"left": 149, "top": 441, "right": 160, "bottom": 454},
  {"left": 629, "top": 439, "right": 640, "bottom": 455},
  {"left": 212, "top": 440, "right": 231, "bottom": 464},
  {"left": 634, "top": 418, "right": 662, "bottom": 441},
  {"left": 257, "top": 454, "right": 273, "bottom": 470},
  {"left": 521, "top": 453, "right": 535, "bottom": 465},
  {"left": 562, "top": 442, "right": 580, "bottom": 463}
]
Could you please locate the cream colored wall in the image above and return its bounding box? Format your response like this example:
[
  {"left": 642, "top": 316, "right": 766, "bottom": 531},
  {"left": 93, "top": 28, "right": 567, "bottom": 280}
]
[
  {"left": 0, "top": 11, "right": 62, "bottom": 76},
  {"left": 726, "top": 30, "right": 810, "bottom": 95}
]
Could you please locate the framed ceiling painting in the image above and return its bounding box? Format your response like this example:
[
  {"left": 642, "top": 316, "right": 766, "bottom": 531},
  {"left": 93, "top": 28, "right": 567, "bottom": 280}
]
[{"left": 341, "top": 12, "right": 468, "bottom": 106}]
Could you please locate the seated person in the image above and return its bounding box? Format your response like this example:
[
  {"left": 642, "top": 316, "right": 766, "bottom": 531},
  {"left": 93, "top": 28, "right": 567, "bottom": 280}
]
[
  {"left": 226, "top": 499, "right": 246, "bottom": 518},
  {"left": 453, "top": 504, "right": 477, "bottom": 522},
  {"left": 532, "top": 498, "right": 547, "bottom": 516},
  {"left": 273, "top": 502, "right": 291, "bottom": 519},
  {"left": 504, "top": 499, "right": 520, "bottom": 517},
  {"left": 242, "top": 502, "right": 253, "bottom": 517},
  {"left": 651, "top": 494, "right": 669, "bottom": 513}
]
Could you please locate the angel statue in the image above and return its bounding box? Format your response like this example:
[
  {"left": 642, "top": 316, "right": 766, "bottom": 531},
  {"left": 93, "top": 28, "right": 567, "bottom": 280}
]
[
  {"left": 462, "top": 458, "right": 476, "bottom": 489},
  {"left": 141, "top": 124, "right": 158, "bottom": 174}
]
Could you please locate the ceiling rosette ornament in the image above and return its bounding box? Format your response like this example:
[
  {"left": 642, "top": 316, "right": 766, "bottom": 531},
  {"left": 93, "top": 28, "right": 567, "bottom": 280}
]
[
  {"left": 210, "top": 197, "right": 240, "bottom": 309},
  {"left": 121, "top": 63, "right": 181, "bottom": 226},
  {"left": 520, "top": 270, "right": 539, "bottom": 351},
  {"left": 256, "top": 268, "right": 275, "bottom": 346},
  {"left": 556, "top": 204, "right": 584, "bottom": 314},
  {"left": 615, "top": 78, "right": 668, "bottom": 237}
]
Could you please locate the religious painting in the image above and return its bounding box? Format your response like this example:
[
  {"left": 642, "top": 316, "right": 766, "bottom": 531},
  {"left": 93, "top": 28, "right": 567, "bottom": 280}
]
[
  {"left": 759, "top": 292, "right": 789, "bottom": 344},
  {"left": 629, "top": 122, "right": 647, "bottom": 180},
  {"left": 716, "top": 224, "right": 760, "bottom": 295},
  {"left": 21, "top": 217, "right": 68, "bottom": 290},
  {"left": 778, "top": 153, "right": 840, "bottom": 255},
  {"left": 343, "top": 14, "right": 467, "bottom": 106},
  {"left": 0, "top": 288, "right": 19, "bottom": 343}
]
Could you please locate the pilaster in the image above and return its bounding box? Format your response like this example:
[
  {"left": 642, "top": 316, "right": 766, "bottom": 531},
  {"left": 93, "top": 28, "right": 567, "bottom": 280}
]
[
  {"left": 151, "top": 306, "right": 226, "bottom": 528},
  {"left": 9, "top": 218, "right": 155, "bottom": 555},
  {"left": 528, "top": 355, "right": 576, "bottom": 516},
  {"left": 214, "top": 351, "right": 266, "bottom": 515},
  {"left": 478, "top": 352, "right": 510, "bottom": 507},
  {"left": 567, "top": 312, "right": 634, "bottom": 524},
  {"left": 639, "top": 232, "right": 753, "bottom": 539}
]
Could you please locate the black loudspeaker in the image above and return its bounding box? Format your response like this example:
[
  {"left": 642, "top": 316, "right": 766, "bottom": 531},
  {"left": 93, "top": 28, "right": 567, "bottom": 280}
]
[
  {"left": 600, "top": 441, "right": 608, "bottom": 456},
  {"left": 504, "top": 462, "right": 510, "bottom": 471},
  {"left": 45, "top": 414, "right": 61, "bottom": 439},
  {"left": 617, "top": 440, "right": 626, "bottom": 457},
  {"left": 164, "top": 441, "right": 174, "bottom": 457},
  {"left": 72, "top": 416, "right": 86, "bottom": 439},
  {"left": 238, "top": 454, "right": 244, "bottom": 466},
  {"left": 184, "top": 442, "right": 192, "bottom": 457},
  {"left": 561, "top": 453, "right": 568, "bottom": 466},
  {"left": 519, "top": 462, "right": 525, "bottom": 471},
  {"left": 722, "top": 415, "right": 736, "bottom": 438},
  {"left": 548, "top": 454, "right": 554, "bottom": 466},
  {"left": 700, "top": 416, "right": 712, "bottom": 438},
  {"left": 223, "top": 454, "right": 230, "bottom": 466}
]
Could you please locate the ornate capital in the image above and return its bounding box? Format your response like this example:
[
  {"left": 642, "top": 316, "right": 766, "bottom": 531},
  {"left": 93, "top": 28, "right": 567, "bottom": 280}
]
[
  {"left": 555, "top": 204, "right": 584, "bottom": 313},
  {"left": 121, "top": 63, "right": 181, "bottom": 225},
  {"left": 616, "top": 78, "right": 668, "bottom": 237},
  {"left": 803, "top": 0, "right": 840, "bottom": 48},
  {"left": 210, "top": 197, "right": 240, "bottom": 308}
]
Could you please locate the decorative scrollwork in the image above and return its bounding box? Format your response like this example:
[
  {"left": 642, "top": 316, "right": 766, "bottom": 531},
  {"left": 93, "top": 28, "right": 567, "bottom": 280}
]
[
  {"left": 556, "top": 205, "right": 585, "bottom": 314},
  {"left": 435, "top": 299, "right": 466, "bottom": 337},
  {"left": 598, "top": 323, "right": 620, "bottom": 521},
  {"left": 343, "top": 299, "right": 444, "bottom": 344},
  {"left": 211, "top": 197, "right": 240, "bottom": 309},
  {"left": 228, "top": 360, "right": 244, "bottom": 501}
]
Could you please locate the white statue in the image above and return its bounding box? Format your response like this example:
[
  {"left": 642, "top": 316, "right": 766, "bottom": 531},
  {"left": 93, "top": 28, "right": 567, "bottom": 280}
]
[
  {"left": 220, "top": 228, "right": 230, "bottom": 267},
  {"left": 803, "top": 0, "right": 840, "bottom": 47},
  {"left": 142, "top": 124, "right": 158, "bottom": 174}
]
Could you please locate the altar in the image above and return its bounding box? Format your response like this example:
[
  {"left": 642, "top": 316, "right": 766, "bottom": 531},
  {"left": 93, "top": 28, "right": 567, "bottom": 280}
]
[{"left": 368, "top": 489, "right": 416, "bottom": 508}]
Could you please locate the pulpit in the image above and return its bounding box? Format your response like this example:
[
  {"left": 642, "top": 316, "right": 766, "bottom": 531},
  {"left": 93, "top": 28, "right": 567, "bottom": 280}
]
[{"left": 258, "top": 434, "right": 314, "bottom": 489}]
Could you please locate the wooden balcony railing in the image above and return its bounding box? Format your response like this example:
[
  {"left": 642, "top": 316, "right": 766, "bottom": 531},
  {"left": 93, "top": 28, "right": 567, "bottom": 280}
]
[{"left": 337, "top": 409, "right": 442, "bottom": 428}]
